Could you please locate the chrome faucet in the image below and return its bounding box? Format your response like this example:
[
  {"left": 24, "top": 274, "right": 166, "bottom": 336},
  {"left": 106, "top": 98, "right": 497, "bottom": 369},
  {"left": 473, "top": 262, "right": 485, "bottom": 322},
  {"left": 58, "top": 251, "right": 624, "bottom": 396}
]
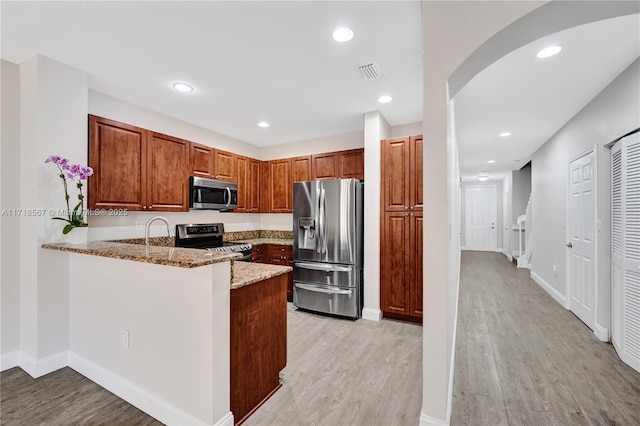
[{"left": 144, "top": 216, "right": 173, "bottom": 246}]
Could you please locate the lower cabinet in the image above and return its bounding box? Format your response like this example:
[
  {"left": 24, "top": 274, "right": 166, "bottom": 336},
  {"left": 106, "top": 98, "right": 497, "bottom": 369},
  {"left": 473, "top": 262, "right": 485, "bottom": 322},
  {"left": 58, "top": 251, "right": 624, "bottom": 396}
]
[
  {"left": 253, "top": 244, "right": 294, "bottom": 301},
  {"left": 380, "top": 211, "right": 423, "bottom": 322},
  {"left": 231, "top": 273, "right": 288, "bottom": 425}
]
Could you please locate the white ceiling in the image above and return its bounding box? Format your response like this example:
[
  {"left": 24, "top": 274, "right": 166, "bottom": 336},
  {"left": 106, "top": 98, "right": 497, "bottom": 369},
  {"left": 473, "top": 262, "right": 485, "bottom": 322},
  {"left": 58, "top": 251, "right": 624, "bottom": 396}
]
[
  {"left": 2, "top": 2, "right": 638, "bottom": 173},
  {"left": 455, "top": 13, "right": 640, "bottom": 181},
  {"left": 1, "top": 1, "right": 422, "bottom": 147}
]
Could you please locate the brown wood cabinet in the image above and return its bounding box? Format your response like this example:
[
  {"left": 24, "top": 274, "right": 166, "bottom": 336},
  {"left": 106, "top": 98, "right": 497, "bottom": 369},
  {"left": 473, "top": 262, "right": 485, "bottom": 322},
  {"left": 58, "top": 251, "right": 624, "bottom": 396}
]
[
  {"left": 235, "top": 156, "right": 261, "bottom": 213},
  {"left": 292, "top": 156, "right": 312, "bottom": 183},
  {"left": 213, "top": 149, "right": 236, "bottom": 182},
  {"left": 263, "top": 159, "right": 293, "bottom": 213},
  {"left": 311, "top": 148, "right": 364, "bottom": 181},
  {"left": 380, "top": 135, "right": 423, "bottom": 322},
  {"left": 88, "top": 115, "right": 189, "bottom": 212},
  {"left": 190, "top": 142, "right": 215, "bottom": 178},
  {"left": 253, "top": 244, "right": 294, "bottom": 301},
  {"left": 231, "top": 273, "right": 287, "bottom": 425}
]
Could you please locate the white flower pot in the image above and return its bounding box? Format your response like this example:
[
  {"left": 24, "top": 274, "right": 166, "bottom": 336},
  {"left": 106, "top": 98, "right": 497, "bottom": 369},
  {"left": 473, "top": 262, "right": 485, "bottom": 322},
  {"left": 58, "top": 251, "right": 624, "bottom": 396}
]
[{"left": 66, "top": 226, "right": 88, "bottom": 245}]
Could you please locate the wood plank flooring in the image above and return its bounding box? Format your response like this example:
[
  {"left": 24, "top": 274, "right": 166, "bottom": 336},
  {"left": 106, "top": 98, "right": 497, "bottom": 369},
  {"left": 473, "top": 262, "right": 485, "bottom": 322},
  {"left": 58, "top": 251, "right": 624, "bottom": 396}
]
[{"left": 451, "top": 251, "right": 640, "bottom": 426}]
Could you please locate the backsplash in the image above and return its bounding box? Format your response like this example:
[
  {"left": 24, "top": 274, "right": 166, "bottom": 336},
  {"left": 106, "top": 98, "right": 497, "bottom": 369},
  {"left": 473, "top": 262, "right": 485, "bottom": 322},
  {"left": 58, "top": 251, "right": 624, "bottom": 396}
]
[
  {"left": 111, "top": 230, "right": 293, "bottom": 247},
  {"left": 224, "top": 230, "right": 293, "bottom": 241}
]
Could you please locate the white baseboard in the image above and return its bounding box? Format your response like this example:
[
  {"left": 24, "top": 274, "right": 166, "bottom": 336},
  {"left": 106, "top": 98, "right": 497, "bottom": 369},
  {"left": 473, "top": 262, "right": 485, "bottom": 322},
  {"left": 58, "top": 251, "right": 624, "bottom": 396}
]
[
  {"left": 420, "top": 411, "right": 448, "bottom": 425},
  {"left": 215, "top": 411, "right": 235, "bottom": 426},
  {"left": 594, "top": 323, "right": 609, "bottom": 342},
  {"left": 68, "top": 351, "right": 210, "bottom": 425},
  {"left": 20, "top": 351, "right": 68, "bottom": 378},
  {"left": 362, "top": 307, "right": 382, "bottom": 322},
  {"left": 460, "top": 246, "right": 467, "bottom": 251},
  {"left": 1, "top": 351, "right": 20, "bottom": 371},
  {"left": 494, "top": 248, "right": 503, "bottom": 253},
  {"left": 530, "top": 271, "right": 567, "bottom": 308}
]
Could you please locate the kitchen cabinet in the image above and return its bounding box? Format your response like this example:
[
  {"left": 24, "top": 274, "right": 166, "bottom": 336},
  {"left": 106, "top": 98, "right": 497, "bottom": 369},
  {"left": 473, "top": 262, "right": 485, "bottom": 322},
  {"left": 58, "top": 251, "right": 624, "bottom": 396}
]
[
  {"left": 311, "top": 148, "right": 364, "bottom": 181},
  {"left": 311, "top": 152, "right": 338, "bottom": 180},
  {"left": 190, "top": 142, "right": 214, "bottom": 178},
  {"left": 263, "top": 158, "right": 293, "bottom": 213},
  {"left": 88, "top": 115, "right": 189, "bottom": 212},
  {"left": 235, "top": 156, "right": 261, "bottom": 213},
  {"left": 213, "top": 148, "right": 236, "bottom": 182},
  {"left": 231, "top": 272, "right": 287, "bottom": 426},
  {"left": 253, "top": 244, "right": 294, "bottom": 301},
  {"left": 292, "top": 155, "right": 312, "bottom": 182},
  {"left": 380, "top": 135, "right": 423, "bottom": 322}
]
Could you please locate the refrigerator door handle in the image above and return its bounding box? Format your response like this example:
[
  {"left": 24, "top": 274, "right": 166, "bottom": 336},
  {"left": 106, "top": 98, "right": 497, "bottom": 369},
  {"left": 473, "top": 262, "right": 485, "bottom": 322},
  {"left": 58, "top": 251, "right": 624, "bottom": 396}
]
[
  {"left": 295, "top": 283, "right": 353, "bottom": 295},
  {"left": 295, "top": 261, "right": 353, "bottom": 272},
  {"left": 320, "top": 187, "right": 327, "bottom": 253},
  {"left": 315, "top": 182, "right": 322, "bottom": 254}
]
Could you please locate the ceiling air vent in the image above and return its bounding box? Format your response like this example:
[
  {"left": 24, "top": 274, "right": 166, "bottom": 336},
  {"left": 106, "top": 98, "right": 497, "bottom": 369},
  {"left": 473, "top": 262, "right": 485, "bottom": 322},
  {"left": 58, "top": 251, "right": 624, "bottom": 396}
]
[{"left": 356, "top": 61, "right": 382, "bottom": 81}]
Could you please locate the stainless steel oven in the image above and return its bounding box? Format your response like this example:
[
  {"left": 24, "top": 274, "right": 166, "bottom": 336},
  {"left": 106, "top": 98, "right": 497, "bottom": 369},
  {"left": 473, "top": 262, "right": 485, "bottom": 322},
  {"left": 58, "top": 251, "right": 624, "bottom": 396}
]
[{"left": 189, "top": 176, "right": 238, "bottom": 210}]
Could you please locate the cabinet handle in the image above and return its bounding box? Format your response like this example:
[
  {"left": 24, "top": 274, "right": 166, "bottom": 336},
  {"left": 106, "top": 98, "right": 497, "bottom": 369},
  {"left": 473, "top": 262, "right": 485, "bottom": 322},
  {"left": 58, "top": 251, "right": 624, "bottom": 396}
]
[{"left": 143, "top": 205, "right": 147, "bottom": 210}]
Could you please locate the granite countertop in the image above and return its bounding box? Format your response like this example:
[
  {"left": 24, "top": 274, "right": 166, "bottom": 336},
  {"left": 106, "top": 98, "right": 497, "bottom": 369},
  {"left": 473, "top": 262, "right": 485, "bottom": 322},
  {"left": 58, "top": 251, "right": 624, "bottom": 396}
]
[
  {"left": 240, "top": 238, "right": 293, "bottom": 246},
  {"left": 42, "top": 241, "right": 241, "bottom": 268},
  {"left": 231, "top": 261, "right": 293, "bottom": 289}
]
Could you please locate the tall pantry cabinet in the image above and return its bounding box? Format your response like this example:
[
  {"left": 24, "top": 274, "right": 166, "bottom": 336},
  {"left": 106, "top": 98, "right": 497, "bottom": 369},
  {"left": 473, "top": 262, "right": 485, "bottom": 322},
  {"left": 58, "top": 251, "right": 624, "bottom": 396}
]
[{"left": 380, "top": 135, "right": 423, "bottom": 322}]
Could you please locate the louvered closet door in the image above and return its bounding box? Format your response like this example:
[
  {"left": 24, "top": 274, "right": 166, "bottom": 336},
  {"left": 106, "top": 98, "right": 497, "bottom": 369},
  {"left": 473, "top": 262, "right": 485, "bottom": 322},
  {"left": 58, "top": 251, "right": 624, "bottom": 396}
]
[{"left": 612, "top": 132, "right": 640, "bottom": 374}]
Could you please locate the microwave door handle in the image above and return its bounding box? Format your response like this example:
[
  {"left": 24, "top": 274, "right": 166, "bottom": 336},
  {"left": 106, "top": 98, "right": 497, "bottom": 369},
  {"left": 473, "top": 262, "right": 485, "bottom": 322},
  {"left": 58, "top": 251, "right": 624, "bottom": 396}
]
[{"left": 225, "top": 186, "right": 231, "bottom": 207}]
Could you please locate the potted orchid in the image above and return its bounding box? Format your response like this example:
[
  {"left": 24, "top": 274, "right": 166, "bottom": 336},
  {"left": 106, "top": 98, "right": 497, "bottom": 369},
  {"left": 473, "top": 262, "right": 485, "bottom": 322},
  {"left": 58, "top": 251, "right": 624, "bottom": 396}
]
[{"left": 45, "top": 155, "right": 94, "bottom": 235}]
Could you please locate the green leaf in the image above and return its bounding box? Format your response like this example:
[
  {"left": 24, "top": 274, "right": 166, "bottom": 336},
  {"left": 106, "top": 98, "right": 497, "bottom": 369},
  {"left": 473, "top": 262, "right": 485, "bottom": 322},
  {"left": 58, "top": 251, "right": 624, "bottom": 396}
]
[
  {"left": 62, "top": 224, "right": 75, "bottom": 234},
  {"left": 51, "top": 217, "right": 72, "bottom": 224}
]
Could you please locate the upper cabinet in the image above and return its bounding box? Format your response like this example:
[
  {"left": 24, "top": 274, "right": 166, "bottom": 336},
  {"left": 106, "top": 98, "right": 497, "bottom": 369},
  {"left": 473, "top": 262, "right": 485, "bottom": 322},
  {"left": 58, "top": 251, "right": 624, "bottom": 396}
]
[
  {"left": 88, "top": 115, "right": 189, "bottom": 212},
  {"left": 213, "top": 149, "right": 236, "bottom": 182},
  {"left": 190, "top": 142, "right": 214, "bottom": 178},
  {"left": 381, "top": 137, "right": 421, "bottom": 212},
  {"left": 236, "top": 155, "right": 261, "bottom": 213},
  {"left": 311, "top": 152, "right": 338, "bottom": 180},
  {"left": 292, "top": 156, "right": 312, "bottom": 183},
  {"left": 311, "top": 148, "right": 364, "bottom": 181},
  {"left": 263, "top": 158, "right": 293, "bottom": 213}
]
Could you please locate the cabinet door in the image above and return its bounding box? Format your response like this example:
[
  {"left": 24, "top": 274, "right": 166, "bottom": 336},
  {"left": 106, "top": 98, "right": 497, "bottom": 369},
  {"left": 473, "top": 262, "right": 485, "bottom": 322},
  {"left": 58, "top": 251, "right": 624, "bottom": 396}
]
[
  {"left": 409, "top": 212, "right": 423, "bottom": 319},
  {"left": 252, "top": 244, "right": 266, "bottom": 263},
  {"left": 380, "top": 212, "right": 410, "bottom": 316},
  {"left": 312, "top": 152, "right": 338, "bottom": 180},
  {"left": 381, "top": 137, "right": 411, "bottom": 212},
  {"left": 248, "top": 159, "right": 262, "bottom": 213},
  {"left": 267, "top": 159, "right": 293, "bottom": 213},
  {"left": 292, "top": 156, "right": 312, "bottom": 182},
  {"left": 339, "top": 148, "right": 364, "bottom": 180},
  {"left": 88, "top": 115, "right": 148, "bottom": 211},
  {"left": 190, "top": 142, "right": 214, "bottom": 178},
  {"left": 235, "top": 155, "right": 249, "bottom": 212},
  {"left": 410, "top": 135, "right": 423, "bottom": 211},
  {"left": 213, "top": 149, "right": 236, "bottom": 182},
  {"left": 147, "top": 132, "right": 189, "bottom": 211}
]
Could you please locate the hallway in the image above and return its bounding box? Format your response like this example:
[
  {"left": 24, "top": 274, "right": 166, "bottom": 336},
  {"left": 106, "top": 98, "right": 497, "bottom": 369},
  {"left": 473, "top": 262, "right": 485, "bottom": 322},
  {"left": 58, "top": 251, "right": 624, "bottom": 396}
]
[{"left": 451, "top": 251, "right": 640, "bottom": 425}]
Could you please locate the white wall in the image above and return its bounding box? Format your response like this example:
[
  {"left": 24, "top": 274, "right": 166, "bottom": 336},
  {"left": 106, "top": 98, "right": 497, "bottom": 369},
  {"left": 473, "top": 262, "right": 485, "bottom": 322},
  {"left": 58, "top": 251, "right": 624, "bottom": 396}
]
[
  {"left": 531, "top": 57, "right": 640, "bottom": 336},
  {"left": 260, "top": 130, "right": 363, "bottom": 161},
  {"left": 16, "top": 55, "right": 87, "bottom": 375},
  {"left": 361, "top": 111, "right": 390, "bottom": 321},
  {"left": 421, "top": 1, "right": 546, "bottom": 423},
  {"left": 1, "top": 59, "right": 21, "bottom": 361},
  {"left": 391, "top": 121, "right": 422, "bottom": 138}
]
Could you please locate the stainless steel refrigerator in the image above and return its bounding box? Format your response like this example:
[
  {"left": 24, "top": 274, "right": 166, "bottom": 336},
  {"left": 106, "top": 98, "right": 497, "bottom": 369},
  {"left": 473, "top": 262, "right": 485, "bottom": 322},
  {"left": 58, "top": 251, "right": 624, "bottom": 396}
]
[{"left": 293, "top": 179, "right": 364, "bottom": 319}]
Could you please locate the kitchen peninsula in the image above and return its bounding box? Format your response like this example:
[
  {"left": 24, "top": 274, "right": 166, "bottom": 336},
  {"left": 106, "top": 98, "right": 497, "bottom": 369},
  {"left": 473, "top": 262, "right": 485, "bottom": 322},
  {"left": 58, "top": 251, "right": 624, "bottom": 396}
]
[{"left": 42, "top": 240, "right": 291, "bottom": 426}]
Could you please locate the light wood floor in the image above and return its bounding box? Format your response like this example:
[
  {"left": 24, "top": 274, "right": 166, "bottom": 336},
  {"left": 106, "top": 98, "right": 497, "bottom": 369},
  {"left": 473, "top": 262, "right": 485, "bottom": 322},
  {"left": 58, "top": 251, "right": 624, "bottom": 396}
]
[{"left": 451, "top": 251, "right": 640, "bottom": 426}]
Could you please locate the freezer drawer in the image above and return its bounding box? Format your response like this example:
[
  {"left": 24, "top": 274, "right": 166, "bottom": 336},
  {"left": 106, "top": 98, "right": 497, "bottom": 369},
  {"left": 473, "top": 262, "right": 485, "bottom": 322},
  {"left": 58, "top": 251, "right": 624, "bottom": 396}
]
[
  {"left": 294, "top": 261, "right": 356, "bottom": 287},
  {"left": 293, "top": 282, "right": 359, "bottom": 319}
]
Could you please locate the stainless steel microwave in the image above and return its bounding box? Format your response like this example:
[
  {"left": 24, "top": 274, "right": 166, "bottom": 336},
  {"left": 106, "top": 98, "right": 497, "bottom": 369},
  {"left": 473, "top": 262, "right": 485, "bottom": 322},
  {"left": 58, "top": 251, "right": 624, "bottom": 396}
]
[{"left": 189, "top": 176, "right": 238, "bottom": 210}]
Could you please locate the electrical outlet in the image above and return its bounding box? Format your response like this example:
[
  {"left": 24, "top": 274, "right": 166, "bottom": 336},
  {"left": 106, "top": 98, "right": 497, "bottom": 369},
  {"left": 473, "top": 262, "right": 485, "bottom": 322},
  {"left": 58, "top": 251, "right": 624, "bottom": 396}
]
[
  {"left": 122, "top": 329, "right": 130, "bottom": 347},
  {"left": 553, "top": 265, "right": 558, "bottom": 275},
  {"left": 135, "top": 221, "right": 143, "bottom": 231}
]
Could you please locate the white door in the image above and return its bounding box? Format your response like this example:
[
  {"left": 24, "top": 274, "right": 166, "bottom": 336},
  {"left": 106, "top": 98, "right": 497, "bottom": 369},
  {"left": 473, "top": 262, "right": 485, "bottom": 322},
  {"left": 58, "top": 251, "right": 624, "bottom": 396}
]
[
  {"left": 567, "top": 151, "right": 596, "bottom": 330},
  {"left": 503, "top": 191, "right": 510, "bottom": 256},
  {"left": 465, "top": 185, "right": 497, "bottom": 251}
]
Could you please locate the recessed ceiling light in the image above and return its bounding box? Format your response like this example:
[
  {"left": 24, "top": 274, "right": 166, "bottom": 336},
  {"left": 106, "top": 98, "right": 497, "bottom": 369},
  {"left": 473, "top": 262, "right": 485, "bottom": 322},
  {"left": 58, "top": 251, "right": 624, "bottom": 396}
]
[
  {"left": 257, "top": 121, "right": 269, "bottom": 128},
  {"left": 499, "top": 132, "right": 512, "bottom": 137},
  {"left": 487, "top": 160, "right": 496, "bottom": 164},
  {"left": 478, "top": 176, "right": 489, "bottom": 182},
  {"left": 172, "top": 82, "right": 194, "bottom": 93},
  {"left": 378, "top": 95, "right": 393, "bottom": 103},
  {"left": 332, "top": 27, "right": 354, "bottom": 42},
  {"left": 536, "top": 45, "right": 562, "bottom": 59}
]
